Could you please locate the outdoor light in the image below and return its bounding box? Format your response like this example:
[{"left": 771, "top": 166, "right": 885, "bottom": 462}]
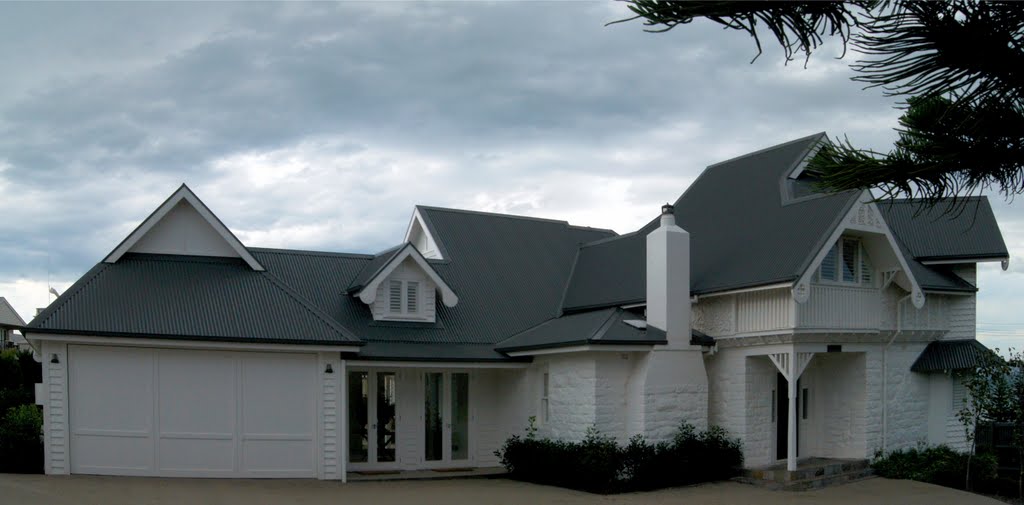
[
  {"left": 50, "top": 354, "right": 59, "bottom": 364},
  {"left": 324, "top": 363, "right": 333, "bottom": 374}
]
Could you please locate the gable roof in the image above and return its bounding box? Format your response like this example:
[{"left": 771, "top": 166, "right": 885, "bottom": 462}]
[
  {"left": 877, "top": 197, "right": 1009, "bottom": 262},
  {"left": 347, "top": 242, "right": 459, "bottom": 307},
  {"left": 563, "top": 133, "right": 860, "bottom": 311},
  {"left": 27, "top": 254, "right": 359, "bottom": 346},
  {"left": 104, "top": 184, "right": 264, "bottom": 271},
  {"left": 0, "top": 297, "right": 26, "bottom": 328}
]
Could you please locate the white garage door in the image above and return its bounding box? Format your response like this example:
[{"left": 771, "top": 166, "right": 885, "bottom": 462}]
[{"left": 68, "top": 345, "right": 317, "bottom": 477}]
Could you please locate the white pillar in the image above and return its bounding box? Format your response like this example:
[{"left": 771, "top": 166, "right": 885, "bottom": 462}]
[
  {"left": 788, "top": 353, "right": 798, "bottom": 472},
  {"left": 340, "top": 359, "right": 348, "bottom": 483}
]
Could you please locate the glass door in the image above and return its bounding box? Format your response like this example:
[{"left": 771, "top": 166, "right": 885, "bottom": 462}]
[
  {"left": 423, "top": 371, "right": 471, "bottom": 466},
  {"left": 348, "top": 370, "right": 398, "bottom": 468}
]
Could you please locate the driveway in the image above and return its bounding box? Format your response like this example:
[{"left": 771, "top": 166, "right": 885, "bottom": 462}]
[{"left": 0, "top": 474, "right": 1006, "bottom": 505}]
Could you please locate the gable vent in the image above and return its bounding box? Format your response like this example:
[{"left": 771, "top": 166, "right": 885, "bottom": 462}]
[
  {"left": 389, "top": 280, "right": 403, "bottom": 313},
  {"left": 407, "top": 281, "right": 419, "bottom": 313}
]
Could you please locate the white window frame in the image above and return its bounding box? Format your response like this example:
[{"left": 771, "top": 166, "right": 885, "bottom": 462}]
[
  {"left": 540, "top": 372, "right": 550, "bottom": 425},
  {"left": 816, "top": 237, "right": 874, "bottom": 287}
]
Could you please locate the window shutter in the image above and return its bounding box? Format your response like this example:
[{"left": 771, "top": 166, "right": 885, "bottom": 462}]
[
  {"left": 820, "top": 243, "right": 838, "bottom": 281},
  {"left": 389, "top": 280, "right": 403, "bottom": 313},
  {"left": 860, "top": 244, "right": 873, "bottom": 285},
  {"left": 841, "top": 239, "right": 857, "bottom": 282},
  {"left": 406, "top": 281, "right": 419, "bottom": 313}
]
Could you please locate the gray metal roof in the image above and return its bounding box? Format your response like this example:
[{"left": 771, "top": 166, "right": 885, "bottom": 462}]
[
  {"left": 0, "top": 297, "right": 26, "bottom": 328},
  {"left": 495, "top": 307, "right": 666, "bottom": 353},
  {"left": 563, "top": 133, "right": 860, "bottom": 311},
  {"left": 911, "top": 339, "right": 994, "bottom": 372},
  {"left": 346, "top": 244, "right": 403, "bottom": 293},
  {"left": 248, "top": 208, "right": 613, "bottom": 360},
  {"left": 877, "top": 197, "right": 1009, "bottom": 261},
  {"left": 27, "top": 254, "right": 360, "bottom": 346}
]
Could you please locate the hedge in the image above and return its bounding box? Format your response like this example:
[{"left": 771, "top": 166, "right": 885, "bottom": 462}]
[
  {"left": 872, "top": 445, "right": 999, "bottom": 493},
  {"left": 495, "top": 420, "right": 743, "bottom": 493},
  {"left": 0, "top": 349, "right": 43, "bottom": 473}
]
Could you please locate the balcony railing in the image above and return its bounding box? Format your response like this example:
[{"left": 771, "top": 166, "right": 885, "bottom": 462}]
[{"left": 796, "top": 284, "right": 881, "bottom": 330}]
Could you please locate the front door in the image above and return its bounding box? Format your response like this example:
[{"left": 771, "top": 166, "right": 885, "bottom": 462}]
[
  {"left": 348, "top": 370, "right": 398, "bottom": 469},
  {"left": 423, "top": 371, "right": 471, "bottom": 466},
  {"left": 776, "top": 372, "right": 800, "bottom": 461}
]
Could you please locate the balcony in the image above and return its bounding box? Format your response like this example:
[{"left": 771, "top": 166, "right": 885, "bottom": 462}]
[{"left": 796, "top": 284, "right": 881, "bottom": 330}]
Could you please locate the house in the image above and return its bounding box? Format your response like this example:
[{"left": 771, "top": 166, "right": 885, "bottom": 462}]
[
  {"left": 24, "top": 133, "right": 1009, "bottom": 480},
  {"left": 0, "top": 297, "right": 27, "bottom": 349}
]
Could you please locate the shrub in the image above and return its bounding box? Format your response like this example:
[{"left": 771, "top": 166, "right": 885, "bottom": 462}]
[
  {"left": 0, "top": 404, "right": 44, "bottom": 473},
  {"left": 495, "top": 421, "right": 743, "bottom": 493},
  {"left": 872, "top": 445, "right": 998, "bottom": 492}
]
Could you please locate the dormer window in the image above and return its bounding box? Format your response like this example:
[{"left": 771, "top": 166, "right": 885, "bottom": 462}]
[
  {"left": 817, "top": 237, "right": 873, "bottom": 286},
  {"left": 388, "top": 280, "right": 421, "bottom": 317}
]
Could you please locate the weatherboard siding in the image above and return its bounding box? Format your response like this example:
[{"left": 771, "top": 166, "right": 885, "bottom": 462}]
[
  {"left": 318, "top": 354, "right": 342, "bottom": 479},
  {"left": 42, "top": 341, "right": 70, "bottom": 475},
  {"left": 371, "top": 259, "right": 437, "bottom": 322}
]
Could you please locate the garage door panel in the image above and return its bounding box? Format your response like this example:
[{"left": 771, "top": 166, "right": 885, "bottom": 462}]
[
  {"left": 71, "top": 434, "right": 153, "bottom": 475},
  {"left": 158, "top": 351, "right": 236, "bottom": 436},
  {"left": 242, "top": 439, "right": 316, "bottom": 475},
  {"left": 241, "top": 354, "right": 316, "bottom": 435},
  {"left": 70, "top": 346, "right": 154, "bottom": 433},
  {"left": 159, "top": 437, "right": 236, "bottom": 473}
]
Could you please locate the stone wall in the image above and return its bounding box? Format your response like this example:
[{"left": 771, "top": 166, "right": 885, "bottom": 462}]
[{"left": 744, "top": 355, "right": 777, "bottom": 467}]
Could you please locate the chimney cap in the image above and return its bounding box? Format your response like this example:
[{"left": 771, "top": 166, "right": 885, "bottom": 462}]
[{"left": 661, "top": 203, "right": 675, "bottom": 215}]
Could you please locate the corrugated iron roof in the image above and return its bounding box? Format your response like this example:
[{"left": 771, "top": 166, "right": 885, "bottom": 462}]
[
  {"left": 346, "top": 244, "right": 403, "bottom": 293},
  {"left": 27, "top": 254, "right": 360, "bottom": 346},
  {"left": 563, "top": 133, "right": 859, "bottom": 311},
  {"left": 911, "top": 339, "right": 994, "bottom": 372},
  {"left": 878, "top": 198, "right": 1009, "bottom": 262},
  {"left": 495, "top": 308, "right": 662, "bottom": 352}
]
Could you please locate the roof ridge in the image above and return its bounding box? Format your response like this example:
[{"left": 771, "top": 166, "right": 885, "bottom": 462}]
[
  {"left": 579, "top": 229, "right": 643, "bottom": 248},
  {"left": 248, "top": 247, "right": 375, "bottom": 259},
  {"left": 258, "top": 270, "right": 362, "bottom": 343},
  {"left": 416, "top": 205, "right": 571, "bottom": 226},
  {"left": 567, "top": 224, "right": 618, "bottom": 235},
  {"left": 28, "top": 262, "right": 112, "bottom": 329},
  {"left": 705, "top": 132, "right": 827, "bottom": 170}
]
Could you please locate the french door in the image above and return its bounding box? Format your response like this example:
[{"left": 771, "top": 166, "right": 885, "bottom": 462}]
[
  {"left": 423, "top": 371, "right": 471, "bottom": 466},
  {"left": 348, "top": 370, "right": 398, "bottom": 469}
]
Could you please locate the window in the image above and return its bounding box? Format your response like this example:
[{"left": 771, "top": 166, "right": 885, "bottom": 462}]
[
  {"left": 817, "top": 237, "right": 874, "bottom": 286},
  {"left": 801, "top": 388, "right": 809, "bottom": 420},
  {"left": 541, "top": 373, "right": 550, "bottom": 424},
  {"left": 387, "top": 279, "right": 421, "bottom": 316}
]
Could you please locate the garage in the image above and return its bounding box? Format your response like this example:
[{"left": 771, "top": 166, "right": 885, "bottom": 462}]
[{"left": 68, "top": 345, "right": 318, "bottom": 478}]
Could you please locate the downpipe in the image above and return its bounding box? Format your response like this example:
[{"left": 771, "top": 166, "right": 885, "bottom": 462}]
[{"left": 882, "top": 293, "right": 911, "bottom": 455}]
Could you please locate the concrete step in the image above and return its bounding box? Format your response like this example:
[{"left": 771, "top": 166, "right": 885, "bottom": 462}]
[{"left": 736, "top": 459, "right": 874, "bottom": 491}]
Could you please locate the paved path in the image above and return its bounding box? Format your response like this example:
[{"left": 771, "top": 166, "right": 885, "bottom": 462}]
[{"left": 0, "top": 474, "right": 1007, "bottom": 505}]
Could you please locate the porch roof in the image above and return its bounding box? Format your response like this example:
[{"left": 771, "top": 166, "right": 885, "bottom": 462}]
[{"left": 911, "top": 339, "right": 994, "bottom": 372}]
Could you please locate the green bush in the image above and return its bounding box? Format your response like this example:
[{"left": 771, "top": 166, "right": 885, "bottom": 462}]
[
  {"left": 0, "top": 404, "right": 44, "bottom": 473},
  {"left": 0, "top": 349, "right": 44, "bottom": 474},
  {"left": 495, "top": 421, "right": 743, "bottom": 493},
  {"left": 872, "top": 445, "right": 998, "bottom": 492}
]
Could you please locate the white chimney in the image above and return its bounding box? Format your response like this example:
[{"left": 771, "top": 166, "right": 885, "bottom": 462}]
[{"left": 646, "top": 203, "right": 690, "bottom": 347}]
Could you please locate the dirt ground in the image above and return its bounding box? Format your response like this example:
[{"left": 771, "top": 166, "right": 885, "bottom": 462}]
[{"left": 0, "top": 474, "right": 1007, "bottom": 505}]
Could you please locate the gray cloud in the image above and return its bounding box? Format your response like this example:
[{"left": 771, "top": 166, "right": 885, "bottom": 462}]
[{"left": 0, "top": 1, "right": 1021, "bottom": 338}]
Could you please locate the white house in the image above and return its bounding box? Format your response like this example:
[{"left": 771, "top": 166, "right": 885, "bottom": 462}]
[
  {"left": 0, "top": 297, "right": 27, "bottom": 350},
  {"left": 25, "top": 133, "right": 1009, "bottom": 480}
]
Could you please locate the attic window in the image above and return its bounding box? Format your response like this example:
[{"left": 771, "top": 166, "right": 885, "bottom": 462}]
[
  {"left": 388, "top": 280, "right": 421, "bottom": 317},
  {"left": 816, "top": 237, "right": 874, "bottom": 287}
]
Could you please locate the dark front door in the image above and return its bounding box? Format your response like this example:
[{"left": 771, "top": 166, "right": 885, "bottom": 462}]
[{"left": 776, "top": 373, "right": 800, "bottom": 461}]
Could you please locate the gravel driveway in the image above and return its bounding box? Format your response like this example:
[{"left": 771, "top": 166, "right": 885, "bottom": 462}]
[{"left": 0, "top": 474, "right": 1006, "bottom": 505}]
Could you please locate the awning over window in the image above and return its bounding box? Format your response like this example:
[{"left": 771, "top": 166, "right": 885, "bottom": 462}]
[{"left": 911, "top": 339, "right": 993, "bottom": 372}]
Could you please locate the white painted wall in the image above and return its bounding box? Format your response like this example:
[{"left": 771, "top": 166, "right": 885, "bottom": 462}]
[
  {"left": 40, "top": 341, "right": 69, "bottom": 475},
  {"left": 129, "top": 201, "right": 240, "bottom": 258}
]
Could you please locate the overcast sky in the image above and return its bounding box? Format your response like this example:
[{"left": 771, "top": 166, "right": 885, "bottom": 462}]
[{"left": 1, "top": 2, "right": 1020, "bottom": 349}]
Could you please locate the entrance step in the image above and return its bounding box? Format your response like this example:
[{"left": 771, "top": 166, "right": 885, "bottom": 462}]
[{"left": 734, "top": 458, "right": 874, "bottom": 491}]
